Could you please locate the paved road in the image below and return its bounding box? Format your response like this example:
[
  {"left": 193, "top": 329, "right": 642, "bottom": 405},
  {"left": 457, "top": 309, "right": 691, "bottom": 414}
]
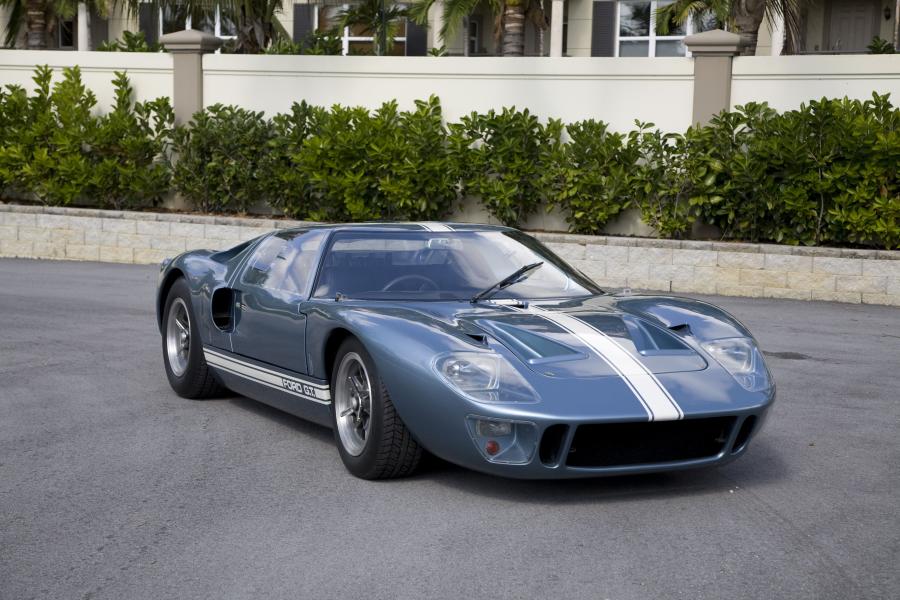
[{"left": 1, "top": 259, "right": 899, "bottom": 600}]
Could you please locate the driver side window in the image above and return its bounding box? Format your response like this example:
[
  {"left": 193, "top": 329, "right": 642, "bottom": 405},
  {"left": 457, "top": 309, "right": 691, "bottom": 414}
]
[{"left": 242, "top": 230, "right": 325, "bottom": 295}]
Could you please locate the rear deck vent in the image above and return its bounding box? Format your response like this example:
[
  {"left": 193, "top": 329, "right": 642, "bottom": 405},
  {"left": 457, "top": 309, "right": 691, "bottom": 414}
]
[{"left": 567, "top": 417, "right": 735, "bottom": 468}]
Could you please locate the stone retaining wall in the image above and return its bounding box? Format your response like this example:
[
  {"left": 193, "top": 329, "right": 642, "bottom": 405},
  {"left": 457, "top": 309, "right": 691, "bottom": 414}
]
[{"left": 2, "top": 203, "right": 898, "bottom": 306}]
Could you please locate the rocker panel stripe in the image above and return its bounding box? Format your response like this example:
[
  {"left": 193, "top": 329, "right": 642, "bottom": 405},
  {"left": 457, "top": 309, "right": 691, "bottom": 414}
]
[{"left": 203, "top": 347, "right": 331, "bottom": 404}]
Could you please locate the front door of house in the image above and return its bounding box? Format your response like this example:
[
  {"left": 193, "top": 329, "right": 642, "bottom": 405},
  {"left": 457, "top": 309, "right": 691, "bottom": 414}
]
[{"left": 827, "top": 0, "right": 880, "bottom": 52}]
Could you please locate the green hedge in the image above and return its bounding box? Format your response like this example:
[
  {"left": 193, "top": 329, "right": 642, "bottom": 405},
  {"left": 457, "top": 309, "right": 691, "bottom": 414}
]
[
  {"left": 1, "top": 67, "right": 898, "bottom": 249},
  {"left": 0, "top": 66, "right": 172, "bottom": 210}
]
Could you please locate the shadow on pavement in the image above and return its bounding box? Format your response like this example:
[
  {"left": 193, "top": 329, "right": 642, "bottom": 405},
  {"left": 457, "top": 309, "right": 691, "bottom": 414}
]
[
  {"left": 225, "top": 394, "right": 335, "bottom": 445},
  {"left": 416, "top": 440, "right": 787, "bottom": 505}
]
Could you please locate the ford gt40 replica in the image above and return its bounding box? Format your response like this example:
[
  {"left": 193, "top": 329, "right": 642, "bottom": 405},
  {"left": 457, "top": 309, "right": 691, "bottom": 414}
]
[{"left": 157, "top": 223, "right": 774, "bottom": 480}]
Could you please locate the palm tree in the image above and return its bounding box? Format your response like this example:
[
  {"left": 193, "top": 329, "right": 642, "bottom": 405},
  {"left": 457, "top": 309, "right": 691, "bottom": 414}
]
[
  {"left": 656, "top": 0, "right": 803, "bottom": 55},
  {"left": 1, "top": 0, "right": 102, "bottom": 49},
  {"left": 2, "top": 0, "right": 57, "bottom": 48},
  {"left": 111, "top": 0, "right": 288, "bottom": 53},
  {"left": 337, "top": 0, "right": 407, "bottom": 56},
  {"left": 408, "top": 0, "right": 546, "bottom": 56}
]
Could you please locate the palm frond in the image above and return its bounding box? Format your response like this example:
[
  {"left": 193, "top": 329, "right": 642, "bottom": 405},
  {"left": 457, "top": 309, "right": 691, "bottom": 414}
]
[
  {"left": 655, "top": 0, "right": 731, "bottom": 35},
  {"left": 407, "top": 0, "right": 435, "bottom": 25},
  {"left": 1, "top": 0, "right": 24, "bottom": 46},
  {"left": 440, "top": 0, "right": 481, "bottom": 40}
]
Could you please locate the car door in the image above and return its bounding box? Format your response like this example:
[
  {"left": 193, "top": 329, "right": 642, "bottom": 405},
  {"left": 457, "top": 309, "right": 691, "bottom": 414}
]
[{"left": 230, "top": 229, "right": 327, "bottom": 375}]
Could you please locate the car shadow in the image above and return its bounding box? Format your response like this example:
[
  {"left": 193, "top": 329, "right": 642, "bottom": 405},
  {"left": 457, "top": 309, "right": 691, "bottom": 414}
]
[
  {"left": 224, "top": 394, "right": 335, "bottom": 445},
  {"left": 221, "top": 393, "right": 786, "bottom": 505},
  {"left": 414, "top": 439, "right": 787, "bottom": 505}
]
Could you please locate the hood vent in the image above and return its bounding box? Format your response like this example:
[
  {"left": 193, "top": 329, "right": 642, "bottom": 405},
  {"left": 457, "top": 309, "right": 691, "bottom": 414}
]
[
  {"left": 477, "top": 321, "right": 585, "bottom": 364},
  {"left": 469, "top": 310, "right": 707, "bottom": 378}
]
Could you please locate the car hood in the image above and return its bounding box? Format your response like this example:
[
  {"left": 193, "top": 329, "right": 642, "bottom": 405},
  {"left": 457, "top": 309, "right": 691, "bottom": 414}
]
[
  {"left": 463, "top": 297, "right": 708, "bottom": 378},
  {"left": 340, "top": 294, "right": 722, "bottom": 379}
]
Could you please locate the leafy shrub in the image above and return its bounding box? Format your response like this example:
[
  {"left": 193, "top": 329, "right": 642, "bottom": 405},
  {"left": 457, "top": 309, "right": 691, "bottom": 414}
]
[
  {"left": 262, "top": 100, "right": 328, "bottom": 218},
  {"left": 867, "top": 36, "right": 896, "bottom": 54},
  {"left": 1, "top": 65, "right": 897, "bottom": 249},
  {"left": 543, "top": 120, "right": 640, "bottom": 234},
  {"left": 171, "top": 104, "right": 274, "bottom": 213},
  {"left": 0, "top": 66, "right": 174, "bottom": 209},
  {"left": 687, "top": 95, "right": 900, "bottom": 248},
  {"left": 265, "top": 32, "right": 343, "bottom": 55},
  {"left": 289, "top": 96, "right": 459, "bottom": 221},
  {"left": 452, "top": 107, "right": 560, "bottom": 227},
  {"left": 90, "top": 72, "right": 174, "bottom": 210},
  {"left": 97, "top": 31, "right": 163, "bottom": 52},
  {"left": 628, "top": 124, "right": 696, "bottom": 238},
  {"left": 0, "top": 66, "right": 94, "bottom": 205}
]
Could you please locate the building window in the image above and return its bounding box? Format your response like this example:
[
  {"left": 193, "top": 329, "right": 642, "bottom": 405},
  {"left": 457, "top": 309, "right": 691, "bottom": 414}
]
[
  {"left": 58, "top": 19, "right": 75, "bottom": 48},
  {"left": 467, "top": 19, "right": 479, "bottom": 55},
  {"left": 318, "top": 5, "right": 408, "bottom": 55},
  {"left": 616, "top": 0, "right": 715, "bottom": 57}
]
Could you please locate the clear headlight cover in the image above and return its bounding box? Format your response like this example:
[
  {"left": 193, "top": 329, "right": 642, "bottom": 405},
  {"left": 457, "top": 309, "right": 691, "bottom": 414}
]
[
  {"left": 433, "top": 351, "right": 539, "bottom": 403},
  {"left": 701, "top": 337, "right": 772, "bottom": 392}
]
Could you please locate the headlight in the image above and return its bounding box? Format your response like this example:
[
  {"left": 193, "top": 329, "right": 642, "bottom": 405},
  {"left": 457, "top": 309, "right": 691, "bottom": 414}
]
[
  {"left": 701, "top": 337, "right": 772, "bottom": 392},
  {"left": 433, "top": 351, "right": 538, "bottom": 403}
]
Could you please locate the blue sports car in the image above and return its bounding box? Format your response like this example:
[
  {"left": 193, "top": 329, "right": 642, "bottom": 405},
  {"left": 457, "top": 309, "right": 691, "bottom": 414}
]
[{"left": 157, "top": 223, "right": 774, "bottom": 479}]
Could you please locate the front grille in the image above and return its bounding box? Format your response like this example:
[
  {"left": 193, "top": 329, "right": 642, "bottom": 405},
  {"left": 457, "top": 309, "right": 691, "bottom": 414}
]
[{"left": 566, "top": 417, "right": 736, "bottom": 468}]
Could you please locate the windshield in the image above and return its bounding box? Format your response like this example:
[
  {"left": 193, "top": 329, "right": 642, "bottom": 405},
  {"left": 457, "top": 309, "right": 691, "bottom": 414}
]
[{"left": 312, "top": 230, "right": 603, "bottom": 301}]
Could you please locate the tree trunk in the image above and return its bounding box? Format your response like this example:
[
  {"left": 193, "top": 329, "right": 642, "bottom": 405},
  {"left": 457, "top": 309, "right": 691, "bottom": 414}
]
[
  {"left": 732, "top": 0, "right": 767, "bottom": 55},
  {"left": 26, "top": 0, "right": 47, "bottom": 49},
  {"left": 501, "top": 1, "right": 525, "bottom": 56}
]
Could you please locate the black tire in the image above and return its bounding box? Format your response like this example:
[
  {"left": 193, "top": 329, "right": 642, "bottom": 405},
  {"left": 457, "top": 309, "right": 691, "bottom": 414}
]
[
  {"left": 161, "top": 278, "right": 225, "bottom": 399},
  {"left": 331, "top": 337, "right": 422, "bottom": 479}
]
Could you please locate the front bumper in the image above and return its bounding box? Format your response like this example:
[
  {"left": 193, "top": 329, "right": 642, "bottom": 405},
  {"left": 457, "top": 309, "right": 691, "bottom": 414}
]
[{"left": 435, "top": 404, "right": 771, "bottom": 479}]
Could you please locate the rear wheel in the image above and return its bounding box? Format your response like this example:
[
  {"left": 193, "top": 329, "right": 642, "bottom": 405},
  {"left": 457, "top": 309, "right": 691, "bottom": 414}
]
[
  {"left": 331, "top": 338, "right": 422, "bottom": 479},
  {"left": 162, "top": 278, "right": 225, "bottom": 399}
]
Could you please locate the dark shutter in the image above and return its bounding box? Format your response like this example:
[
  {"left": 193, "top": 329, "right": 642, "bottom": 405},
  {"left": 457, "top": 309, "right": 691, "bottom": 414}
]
[
  {"left": 293, "top": 4, "right": 315, "bottom": 44},
  {"left": 139, "top": 3, "right": 159, "bottom": 46},
  {"left": 405, "top": 19, "right": 427, "bottom": 55},
  {"left": 590, "top": 1, "right": 615, "bottom": 57},
  {"left": 90, "top": 13, "right": 108, "bottom": 49}
]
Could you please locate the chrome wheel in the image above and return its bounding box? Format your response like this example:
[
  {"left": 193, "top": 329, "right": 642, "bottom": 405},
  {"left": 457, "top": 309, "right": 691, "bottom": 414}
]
[
  {"left": 334, "top": 352, "right": 372, "bottom": 457},
  {"left": 166, "top": 297, "right": 191, "bottom": 377}
]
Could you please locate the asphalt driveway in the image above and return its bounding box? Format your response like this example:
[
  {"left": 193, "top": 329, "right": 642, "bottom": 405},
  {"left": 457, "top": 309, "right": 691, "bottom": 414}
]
[{"left": 1, "top": 258, "right": 898, "bottom": 600}]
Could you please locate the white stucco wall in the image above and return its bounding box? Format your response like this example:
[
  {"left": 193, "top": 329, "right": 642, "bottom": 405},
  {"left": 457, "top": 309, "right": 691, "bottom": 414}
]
[
  {"left": 731, "top": 55, "right": 900, "bottom": 111},
  {"left": 202, "top": 54, "right": 695, "bottom": 131},
  {"left": 0, "top": 51, "right": 172, "bottom": 111}
]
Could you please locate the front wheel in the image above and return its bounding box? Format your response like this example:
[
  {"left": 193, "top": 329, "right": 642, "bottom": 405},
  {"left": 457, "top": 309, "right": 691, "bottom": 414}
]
[
  {"left": 161, "top": 278, "right": 225, "bottom": 399},
  {"left": 331, "top": 338, "right": 422, "bottom": 479}
]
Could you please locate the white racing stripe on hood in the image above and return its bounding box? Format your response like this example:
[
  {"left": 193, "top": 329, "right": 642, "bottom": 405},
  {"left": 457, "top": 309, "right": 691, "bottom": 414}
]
[
  {"left": 419, "top": 222, "right": 454, "bottom": 232},
  {"left": 520, "top": 305, "right": 683, "bottom": 421}
]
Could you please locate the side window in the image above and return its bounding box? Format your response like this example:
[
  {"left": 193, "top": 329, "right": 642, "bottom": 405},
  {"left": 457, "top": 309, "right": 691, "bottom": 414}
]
[{"left": 242, "top": 230, "right": 325, "bottom": 295}]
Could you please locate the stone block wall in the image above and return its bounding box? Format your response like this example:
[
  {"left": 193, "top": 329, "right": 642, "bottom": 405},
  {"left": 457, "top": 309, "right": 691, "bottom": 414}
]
[{"left": 2, "top": 203, "right": 899, "bottom": 306}]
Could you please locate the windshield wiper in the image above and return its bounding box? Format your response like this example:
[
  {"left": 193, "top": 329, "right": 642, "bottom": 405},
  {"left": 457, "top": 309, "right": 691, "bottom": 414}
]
[{"left": 471, "top": 262, "right": 543, "bottom": 304}]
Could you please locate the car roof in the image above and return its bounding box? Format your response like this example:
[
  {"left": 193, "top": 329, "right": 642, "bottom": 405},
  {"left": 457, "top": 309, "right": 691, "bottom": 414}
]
[{"left": 278, "top": 222, "right": 516, "bottom": 234}]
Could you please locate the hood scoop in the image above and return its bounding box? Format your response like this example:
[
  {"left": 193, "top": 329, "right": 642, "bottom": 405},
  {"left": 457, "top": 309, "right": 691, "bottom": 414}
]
[
  {"left": 478, "top": 321, "right": 586, "bottom": 364},
  {"left": 472, "top": 311, "right": 707, "bottom": 378}
]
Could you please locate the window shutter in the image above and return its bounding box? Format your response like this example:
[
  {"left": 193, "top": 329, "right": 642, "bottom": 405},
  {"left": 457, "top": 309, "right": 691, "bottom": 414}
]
[
  {"left": 90, "top": 13, "right": 108, "bottom": 49},
  {"left": 138, "top": 3, "right": 159, "bottom": 46},
  {"left": 591, "top": 1, "right": 615, "bottom": 57},
  {"left": 405, "top": 19, "right": 427, "bottom": 55},
  {"left": 293, "top": 4, "right": 315, "bottom": 44}
]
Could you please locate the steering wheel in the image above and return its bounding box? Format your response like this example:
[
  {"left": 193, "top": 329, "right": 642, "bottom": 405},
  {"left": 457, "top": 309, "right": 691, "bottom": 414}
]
[{"left": 381, "top": 274, "right": 439, "bottom": 292}]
